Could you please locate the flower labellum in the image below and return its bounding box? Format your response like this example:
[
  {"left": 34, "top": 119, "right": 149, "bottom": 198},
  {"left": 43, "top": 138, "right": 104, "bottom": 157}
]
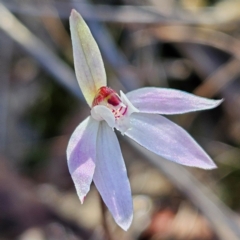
[{"left": 67, "top": 9, "right": 223, "bottom": 231}]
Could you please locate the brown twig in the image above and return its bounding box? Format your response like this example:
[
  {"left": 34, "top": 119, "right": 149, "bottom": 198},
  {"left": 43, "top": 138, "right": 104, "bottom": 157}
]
[
  {"left": 150, "top": 25, "right": 240, "bottom": 61},
  {"left": 194, "top": 58, "right": 240, "bottom": 98}
]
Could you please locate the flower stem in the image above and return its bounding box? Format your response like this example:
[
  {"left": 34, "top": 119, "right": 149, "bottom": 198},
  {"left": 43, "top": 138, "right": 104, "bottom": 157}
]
[{"left": 100, "top": 195, "right": 112, "bottom": 240}]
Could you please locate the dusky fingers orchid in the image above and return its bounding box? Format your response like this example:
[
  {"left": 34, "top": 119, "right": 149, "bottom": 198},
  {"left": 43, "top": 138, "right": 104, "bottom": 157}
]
[{"left": 67, "top": 9, "right": 222, "bottom": 231}]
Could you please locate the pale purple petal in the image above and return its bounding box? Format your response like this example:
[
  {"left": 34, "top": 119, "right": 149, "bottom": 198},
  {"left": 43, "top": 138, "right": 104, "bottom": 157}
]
[
  {"left": 126, "top": 87, "right": 223, "bottom": 114},
  {"left": 125, "top": 113, "right": 217, "bottom": 169},
  {"left": 93, "top": 122, "right": 133, "bottom": 230},
  {"left": 70, "top": 10, "right": 106, "bottom": 106},
  {"left": 67, "top": 116, "right": 100, "bottom": 203}
]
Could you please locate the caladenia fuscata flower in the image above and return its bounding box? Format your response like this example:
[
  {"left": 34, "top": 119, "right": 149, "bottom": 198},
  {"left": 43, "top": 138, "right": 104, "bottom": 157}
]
[{"left": 67, "top": 9, "right": 223, "bottom": 231}]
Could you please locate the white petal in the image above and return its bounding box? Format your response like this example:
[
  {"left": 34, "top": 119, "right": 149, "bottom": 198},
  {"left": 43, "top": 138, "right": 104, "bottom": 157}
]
[
  {"left": 126, "top": 113, "right": 217, "bottom": 169},
  {"left": 93, "top": 122, "right": 133, "bottom": 230},
  {"left": 113, "top": 91, "right": 139, "bottom": 134},
  {"left": 70, "top": 10, "right": 106, "bottom": 106},
  {"left": 120, "top": 91, "right": 139, "bottom": 115},
  {"left": 91, "top": 105, "right": 115, "bottom": 128},
  {"left": 67, "top": 116, "right": 100, "bottom": 203},
  {"left": 126, "top": 87, "right": 223, "bottom": 115}
]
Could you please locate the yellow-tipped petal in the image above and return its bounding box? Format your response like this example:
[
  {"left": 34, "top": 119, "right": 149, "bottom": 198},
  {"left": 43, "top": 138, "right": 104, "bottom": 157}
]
[{"left": 70, "top": 9, "right": 106, "bottom": 106}]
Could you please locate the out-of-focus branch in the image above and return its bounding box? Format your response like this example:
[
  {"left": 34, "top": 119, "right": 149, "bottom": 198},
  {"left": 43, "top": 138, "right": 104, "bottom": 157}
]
[
  {"left": 1, "top": 3, "right": 240, "bottom": 239},
  {"left": 150, "top": 25, "right": 240, "bottom": 61},
  {"left": 194, "top": 58, "right": 240, "bottom": 98},
  {"left": 0, "top": 35, "right": 12, "bottom": 151},
  {"left": 0, "top": 1, "right": 193, "bottom": 24},
  {"left": 39, "top": 0, "right": 73, "bottom": 61},
  {"left": 3, "top": 1, "right": 240, "bottom": 27},
  {"left": 0, "top": 3, "right": 82, "bottom": 100}
]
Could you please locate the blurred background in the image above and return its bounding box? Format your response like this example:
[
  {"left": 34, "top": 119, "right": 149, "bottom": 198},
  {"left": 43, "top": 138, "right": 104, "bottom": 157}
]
[{"left": 1, "top": 0, "right": 240, "bottom": 239}]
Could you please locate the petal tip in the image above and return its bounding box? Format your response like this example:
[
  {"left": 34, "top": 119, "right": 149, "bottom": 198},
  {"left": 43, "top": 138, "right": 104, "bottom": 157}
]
[
  {"left": 80, "top": 195, "right": 86, "bottom": 204},
  {"left": 194, "top": 161, "right": 217, "bottom": 170},
  {"left": 214, "top": 98, "right": 224, "bottom": 107},
  {"left": 70, "top": 9, "right": 78, "bottom": 18},
  {"left": 70, "top": 9, "right": 76, "bottom": 14},
  {"left": 70, "top": 9, "right": 83, "bottom": 23},
  {"left": 204, "top": 163, "right": 218, "bottom": 170},
  {"left": 219, "top": 98, "right": 224, "bottom": 104},
  {"left": 117, "top": 214, "right": 133, "bottom": 231}
]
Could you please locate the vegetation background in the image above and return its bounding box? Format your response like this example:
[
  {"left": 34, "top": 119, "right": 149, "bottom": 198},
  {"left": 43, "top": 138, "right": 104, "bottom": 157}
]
[{"left": 1, "top": 0, "right": 240, "bottom": 239}]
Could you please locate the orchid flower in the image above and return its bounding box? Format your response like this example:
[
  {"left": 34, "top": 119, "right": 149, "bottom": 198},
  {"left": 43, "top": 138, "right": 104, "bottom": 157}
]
[{"left": 67, "top": 9, "right": 222, "bottom": 231}]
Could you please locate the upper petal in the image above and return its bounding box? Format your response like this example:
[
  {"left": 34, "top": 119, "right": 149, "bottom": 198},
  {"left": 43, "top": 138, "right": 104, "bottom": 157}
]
[
  {"left": 67, "top": 116, "right": 100, "bottom": 203},
  {"left": 93, "top": 122, "right": 133, "bottom": 231},
  {"left": 125, "top": 113, "right": 217, "bottom": 169},
  {"left": 126, "top": 87, "right": 223, "bottom": 115},
  {"left": 70, "top": 10, "right": 106, "bottom": 106}
]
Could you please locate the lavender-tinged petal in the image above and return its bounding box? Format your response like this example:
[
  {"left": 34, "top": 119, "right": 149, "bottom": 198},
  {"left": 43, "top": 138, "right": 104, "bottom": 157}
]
[
  {"left": 126, "top": 113, "right": 217, "bottom": 169},
  {"left": 93, "top": 122, "right": 133, "bottom": 230},
  {"left": 70, "top": 10, "right": 106, "bottom": 106},
  {"left": 126, "top": 87, "right": 223, "bottom": 115},
  {"left": 67, "top": 116, "right": 99, "bottom": 203}
]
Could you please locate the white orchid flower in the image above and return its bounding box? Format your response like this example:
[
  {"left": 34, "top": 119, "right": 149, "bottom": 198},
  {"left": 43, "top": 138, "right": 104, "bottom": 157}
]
[{"left": 67, "top": 9, "right": 222, "bottom": 231}]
